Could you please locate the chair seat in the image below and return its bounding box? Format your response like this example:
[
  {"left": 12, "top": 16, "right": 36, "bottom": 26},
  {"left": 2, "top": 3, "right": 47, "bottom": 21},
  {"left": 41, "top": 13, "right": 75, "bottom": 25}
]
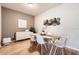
[
  {"left": 54, "top": 37, "right": 67, "bottom": 48},
  {"left": 55, "top": 42, "right": 65, "bottom": 48},
  {"left": 55, "top": 45, "right": 64, "bottom": 48}
]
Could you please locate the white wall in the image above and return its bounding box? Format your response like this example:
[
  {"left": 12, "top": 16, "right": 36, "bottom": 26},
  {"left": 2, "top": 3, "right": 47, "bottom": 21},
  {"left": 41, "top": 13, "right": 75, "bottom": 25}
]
[
  {"left": 0, "top": 4, "right": 1, "bottom": 43},
  {"left": 35, "top": 3, "right": 79, "bottom": 50}
]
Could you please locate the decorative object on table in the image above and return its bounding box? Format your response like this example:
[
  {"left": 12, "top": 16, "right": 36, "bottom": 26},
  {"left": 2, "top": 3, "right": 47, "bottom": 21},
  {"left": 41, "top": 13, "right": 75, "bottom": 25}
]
[
  {"left": 41, "top": 25, "right": 47, "bottom": 35},
  {"left": 41, "top": 30, "right": 46, "bottom": 35},
  {"left": 29, "top": 27, "right": 36, "bottom": 33}
]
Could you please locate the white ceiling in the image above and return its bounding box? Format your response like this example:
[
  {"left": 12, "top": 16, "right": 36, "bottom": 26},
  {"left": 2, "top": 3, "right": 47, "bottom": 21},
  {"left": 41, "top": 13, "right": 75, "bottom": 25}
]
[{"left": 1, "top": 3, "right": 62, "bottom": 16}]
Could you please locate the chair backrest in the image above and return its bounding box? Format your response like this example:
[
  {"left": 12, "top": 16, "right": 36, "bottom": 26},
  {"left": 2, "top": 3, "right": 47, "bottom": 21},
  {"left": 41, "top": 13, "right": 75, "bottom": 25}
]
[
  {"left": 31, "top": 36, "right": 36, "bottom": 41},
  {"left": 36, "top": 35, "right": 45, "bottom": 44},
  {"left": 55, "top": 37, "right": 68, "bottom": 48}
]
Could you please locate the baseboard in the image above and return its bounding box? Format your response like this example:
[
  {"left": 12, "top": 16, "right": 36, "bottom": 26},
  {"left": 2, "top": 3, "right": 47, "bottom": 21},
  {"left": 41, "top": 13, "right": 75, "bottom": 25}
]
[
  {"left": 66, "top": 46, "right": 79, "bottom": 51},
  {"left": 65, "top": 46, "right": 79, "bottom": 55}
]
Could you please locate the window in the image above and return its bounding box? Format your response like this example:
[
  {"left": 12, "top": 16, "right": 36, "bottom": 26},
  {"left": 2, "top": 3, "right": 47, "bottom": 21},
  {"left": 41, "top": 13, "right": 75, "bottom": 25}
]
[{"left": 18, "top": 19, "right": 27, "bottom": 28}]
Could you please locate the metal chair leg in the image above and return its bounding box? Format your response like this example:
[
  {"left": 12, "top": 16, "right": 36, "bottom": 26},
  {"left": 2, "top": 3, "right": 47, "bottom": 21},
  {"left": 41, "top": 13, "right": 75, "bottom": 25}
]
[
  {"left": 61, "top": 48, "right": 64, "bottom": 55},
  {"left": 41, "top": 44, "right": 42, "bottom": 55},
  {"left": 36, "top": 44, "right": 39, "bottom": 50},
  {"left": 49, "top": 45, "right": 54, "bottom": 55},
  {"left": 49, "top": 40, "right": 55, "bottom": 55},
  {"left": 47, "top": 40, "right": 51, "bottom": 49},
  {"left": 44, "top": 44, "right": 47, "bottom": 51},
  {"left": 53, "top": 46, "right": 57, "bottom": 55}
]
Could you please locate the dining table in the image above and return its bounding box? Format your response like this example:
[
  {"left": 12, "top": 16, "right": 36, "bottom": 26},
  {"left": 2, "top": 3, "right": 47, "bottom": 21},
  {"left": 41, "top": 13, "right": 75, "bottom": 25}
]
[
  {"left": 31, "top": 33, "right": 62, "bottom": 55},
  {"left": 31, "top": 33, "right": 62, "bottom": 41}
]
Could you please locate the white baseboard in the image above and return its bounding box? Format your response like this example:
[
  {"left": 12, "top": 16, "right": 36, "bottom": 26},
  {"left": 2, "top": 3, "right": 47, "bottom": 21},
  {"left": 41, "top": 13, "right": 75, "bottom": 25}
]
[{"left": 66, "top": 46, "right": 79, "bottom": 51}]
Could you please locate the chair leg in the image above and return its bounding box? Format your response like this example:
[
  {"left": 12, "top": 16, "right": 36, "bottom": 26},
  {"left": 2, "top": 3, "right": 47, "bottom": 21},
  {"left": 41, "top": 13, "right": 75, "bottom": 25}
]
[
  {"left": 47, "top": 40, "right": 51, "bottom": 49},
  {"left": 41, "top": 44, "right": 42, "bottom": 55},
  {"left": 44, "top": 44, "right": 47, "bottom": 51},
  {"left": 36, "top": 44, "right": 39, "bottom": 50},
  {"left": 53, "top": 46, "right": 57, "bottom": 55},
  {"left": 49, "top": 45, "right": 54, "bottom": 55},
  {"left": 61, "top": 48, "right": 64, "bottom": 55}
]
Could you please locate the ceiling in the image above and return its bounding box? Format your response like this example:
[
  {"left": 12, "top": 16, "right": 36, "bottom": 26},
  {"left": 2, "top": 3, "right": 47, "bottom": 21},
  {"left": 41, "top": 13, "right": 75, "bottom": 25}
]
[{"left": 1, "top": 3, "right": 62, "bottom": 16}]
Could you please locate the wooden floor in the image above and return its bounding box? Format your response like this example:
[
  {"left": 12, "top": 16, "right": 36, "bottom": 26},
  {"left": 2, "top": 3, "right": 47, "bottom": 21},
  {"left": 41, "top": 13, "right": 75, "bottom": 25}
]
[
  {"left": 0, "top": 39, "right": 79, "bottom": 55},
  {"left": 0, "top": 40, "right": 40, "bottom": 55}
]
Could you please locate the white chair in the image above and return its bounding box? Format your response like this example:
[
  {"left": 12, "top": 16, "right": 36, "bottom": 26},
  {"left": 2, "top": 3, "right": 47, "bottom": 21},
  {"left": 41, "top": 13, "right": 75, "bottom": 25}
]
[
  {"left": 31, "top": 35, "right": 36, "bottom": 42},
  {"left": 53, "top": 37, "right": 68, "bottom": 55},
  {"left": 36, "top": 35, "right": 47, "bottom": 55}
]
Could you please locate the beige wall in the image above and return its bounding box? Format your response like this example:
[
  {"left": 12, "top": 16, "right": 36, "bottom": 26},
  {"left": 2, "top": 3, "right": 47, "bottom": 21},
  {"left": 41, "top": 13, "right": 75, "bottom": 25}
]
[
  {"left": 0, "top": 4, "right": 1, "bottom": 42},
  {"left": 2, "top": 7, "right": 34, "bottom": 38}
]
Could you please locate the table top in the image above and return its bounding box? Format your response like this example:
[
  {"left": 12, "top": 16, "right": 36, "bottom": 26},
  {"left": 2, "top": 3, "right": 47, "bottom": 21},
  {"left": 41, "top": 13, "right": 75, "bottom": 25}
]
[{"left": 32, "top": 33, "right": 62, "bottom": 40}]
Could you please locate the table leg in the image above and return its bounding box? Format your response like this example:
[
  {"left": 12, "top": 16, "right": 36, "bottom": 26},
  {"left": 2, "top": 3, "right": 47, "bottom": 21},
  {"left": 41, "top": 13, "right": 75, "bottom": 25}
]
[{"left": 49, "top": 39, "right": 56, "bottom": 55}]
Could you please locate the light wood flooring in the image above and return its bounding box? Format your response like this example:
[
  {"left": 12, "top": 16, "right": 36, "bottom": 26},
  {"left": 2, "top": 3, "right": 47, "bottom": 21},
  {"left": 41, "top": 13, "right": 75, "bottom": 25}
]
[
  {"left": 0, "top": 39, "right": 79, "bottom": 55},
  {"left": 0, "top": 39, "right": 40, "bottom": 55}
]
